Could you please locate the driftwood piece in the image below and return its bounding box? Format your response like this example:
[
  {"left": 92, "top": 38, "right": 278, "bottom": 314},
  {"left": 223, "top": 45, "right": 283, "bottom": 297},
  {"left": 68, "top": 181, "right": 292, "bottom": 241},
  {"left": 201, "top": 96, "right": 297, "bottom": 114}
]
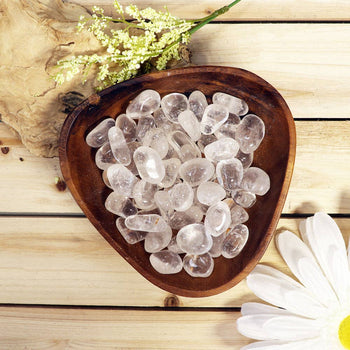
[{"left": 0, "top": 0, "right": 100, "bottom": 157}]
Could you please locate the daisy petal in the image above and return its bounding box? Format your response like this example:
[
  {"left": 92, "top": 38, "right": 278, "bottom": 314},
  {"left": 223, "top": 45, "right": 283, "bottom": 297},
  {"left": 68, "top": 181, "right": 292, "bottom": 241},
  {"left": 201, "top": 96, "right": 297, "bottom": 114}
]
[
  {"left": 276, "top": 231, "right": 338, "bottom": 306},
  {"left": 237, "top": 314, "right": 320, "bottom": 341},
  {"left": 247, "top": 265, "right": 326, "bottom": 318},
  {"left": 241, "top": 338, "right": 326, "bottom": 350},
  {"left": 303, "top": 213, "right": 349, "bottom": 301},
  {"left": 241, "top": 303, "right": 292, "bottom": 316}
]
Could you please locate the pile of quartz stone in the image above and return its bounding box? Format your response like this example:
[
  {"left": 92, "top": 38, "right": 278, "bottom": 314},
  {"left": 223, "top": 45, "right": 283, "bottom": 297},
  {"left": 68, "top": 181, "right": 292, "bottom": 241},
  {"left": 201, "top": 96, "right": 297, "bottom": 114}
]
[{"left": 86, "top": 89, "right": 270, "bottom": 278}]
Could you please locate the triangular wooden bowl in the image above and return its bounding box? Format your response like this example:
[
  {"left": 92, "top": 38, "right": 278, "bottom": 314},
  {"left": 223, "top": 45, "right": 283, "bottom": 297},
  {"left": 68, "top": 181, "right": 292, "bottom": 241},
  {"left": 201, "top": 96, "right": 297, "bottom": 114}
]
[{"left": 59, "top": 66, "right": 296, "bottom": 297}]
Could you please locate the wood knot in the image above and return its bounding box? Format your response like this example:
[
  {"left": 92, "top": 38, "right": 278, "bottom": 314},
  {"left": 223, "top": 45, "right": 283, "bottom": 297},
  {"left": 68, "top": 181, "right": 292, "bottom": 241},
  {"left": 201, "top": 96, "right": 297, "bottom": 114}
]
[
  {"left": 88, "top": 94, "right": 101, "bottom": 106},
  {"left": 164, "top": 294, "right": 180, "bottom": 307},
  {"left": 59, "top": 91, "right": 85, "bottom": 114},
  {"left": 55, "top": 176, "right": 67, "bottom": 192},
  {"left": 1, "top": 146, "right": 10, "bottom": 154}
]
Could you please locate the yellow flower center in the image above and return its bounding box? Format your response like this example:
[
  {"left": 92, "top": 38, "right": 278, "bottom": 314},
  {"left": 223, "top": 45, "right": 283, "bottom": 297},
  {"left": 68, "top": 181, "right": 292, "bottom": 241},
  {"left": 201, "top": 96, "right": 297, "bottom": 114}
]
[{"left": 339, "top": 315, "right": 350, "bottom": 349}]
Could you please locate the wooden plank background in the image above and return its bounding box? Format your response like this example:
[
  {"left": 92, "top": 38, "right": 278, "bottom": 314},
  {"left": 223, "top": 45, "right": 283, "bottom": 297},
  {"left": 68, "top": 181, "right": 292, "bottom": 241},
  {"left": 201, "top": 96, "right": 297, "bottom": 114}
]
[{"left": 2, "top": 1, "right": 350, "bottom": 349}]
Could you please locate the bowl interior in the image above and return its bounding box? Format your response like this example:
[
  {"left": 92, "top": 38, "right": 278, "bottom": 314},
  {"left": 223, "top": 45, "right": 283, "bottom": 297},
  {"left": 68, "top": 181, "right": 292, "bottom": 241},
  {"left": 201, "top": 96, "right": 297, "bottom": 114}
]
[{"left": 59, "top": 66, "right": 296, "bottom": 297}]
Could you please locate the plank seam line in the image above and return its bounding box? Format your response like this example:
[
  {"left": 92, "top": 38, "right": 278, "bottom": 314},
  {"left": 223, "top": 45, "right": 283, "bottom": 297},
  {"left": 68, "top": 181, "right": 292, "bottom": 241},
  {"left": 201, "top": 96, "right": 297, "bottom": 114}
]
[{"left": 0, "top": 303, "right": 241, "bottom": 312}]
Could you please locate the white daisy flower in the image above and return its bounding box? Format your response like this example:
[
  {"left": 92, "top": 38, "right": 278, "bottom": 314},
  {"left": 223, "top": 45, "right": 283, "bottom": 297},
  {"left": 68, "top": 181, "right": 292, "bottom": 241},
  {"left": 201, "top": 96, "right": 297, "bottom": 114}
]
[{"left": 237, "top": 212, "right": 350, "bottom": 350}]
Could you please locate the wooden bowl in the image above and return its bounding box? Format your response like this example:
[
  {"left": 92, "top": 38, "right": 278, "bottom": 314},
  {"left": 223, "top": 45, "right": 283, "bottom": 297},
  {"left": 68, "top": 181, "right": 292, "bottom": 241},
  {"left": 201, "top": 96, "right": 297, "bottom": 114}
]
[{"left": 59, "top": 66, "right": 296, "bottom": 297}]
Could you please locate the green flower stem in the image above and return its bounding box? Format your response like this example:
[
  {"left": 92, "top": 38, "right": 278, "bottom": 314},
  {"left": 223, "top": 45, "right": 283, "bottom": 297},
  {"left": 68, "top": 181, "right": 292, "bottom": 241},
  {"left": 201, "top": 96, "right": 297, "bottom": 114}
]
[{"left": 189, "top": 0, "right": 242, "bottom": 34}]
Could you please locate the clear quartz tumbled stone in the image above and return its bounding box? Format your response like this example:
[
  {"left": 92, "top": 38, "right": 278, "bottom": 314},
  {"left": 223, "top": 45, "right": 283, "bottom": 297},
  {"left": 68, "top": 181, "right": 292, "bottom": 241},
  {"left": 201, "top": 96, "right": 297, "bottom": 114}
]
[
  {"left": 126, "top": 90, "right": 161, "bottom": 118},
  {"left": 149, "top": 251, "right": 183, "bottom": 274},
  {"left": 240, "top": 167, "right": 270, "bottom": 195},
  {"left": 168, "top": 130, "right": 201, "bottom": 161},
  {"left": 183, "top": 253, "right": 214, "bottom": 278},
  {"left": 161, "top": 93, "right": 189, "bottom": 123},
  {"left": 176, "top": 223, "right": 213, "bottom": 255},
  {"left": 212, "top": 92, "right": 248, "bottom": 116},
  {"left": 142, "top": 128, "right": 169, "bottom": 159},
  {"left": 204, "top": 137, "right": 239, "bottom": 162},
  {"left": 159, "top": 158, "right": 181, "bottom": 188},
  {"left": 116, "top": 217, "right": 148, "bottom": 244},
  {"left": 169, "top": 206, "right": 203, "bottom": 230},
  {"left": 136, "top": 115, "right": 156, "bottom": 141},
  {"left": 107, "top": 164, "right": 138, "bottom": 197},
  {"left": 115, "top": 114, "right": 137, "bottom": 142},
  {"left": 132, "top": 179, "right": 158, "bottom": 210},
  {"left": 209, "top": 232, "right": 226, "bottom": 258},
  {"left": 144, "top": 225, "right": 172, "bottom": 253},
  {"left": 222, "top": 224, "right": 249, "bottom": 258},
  {"left": 125, "top": 214, "right": 169, "bottom": 232},
  {"left": 167, "top": 236, "right": 185, "bottom": 254},
  {"left": 154, "top": 190, "right": 174, "bottom": 220},
  {"left": 189, "top": 90, "right": 208, "bottom": 121},
  {"left": 236, "top": 150, "right": 253, "bottom": 169},
  {"left": 235, "top": 114, "right": 265, "bottom": 153},
  {"left": 214, "top": 115, "right": 240, "bottom": 139},
  {"left": 108, "top": 126, "right": 131, "bottom": 165},
  {"left": 105, "top": 192, "right": 137, "bottom": 217},
  {"left": 178, "top": 110, "right": 201, "bottom": 141},
  {"left": 200, "top": 104, "right": 229, "bottom": 135},
  {"left": 179, "top": 158, "right": 215, "bottom": 187},
  {"left": 232, "top": 189, "right": 256, "bottom": 208},
  {"left": 216, "top": 158, "right": 243, "bottom": 191},
  {"left": 86, "top": 118, "right": 115, "bottom": 148},
  {"left": 204, "top": 201, "right": 231, "bottom": 237},
  {"left": 133, "top": 146, "right": 165, "bottom": 184},
  {"left": 224, "top": 198, "right": 249, "bottom": 226},
  {"left": 197, "top": 134, "right": 217, "bottom": 152},
  {"left": 196, "top": 182, "right": 226, "bottom": 206},
  {"left": 169, "top": 182, "right": 194, "bottom": 212},
  {"left": 95, "top": 142, "right": 117, "bottom": 170}
]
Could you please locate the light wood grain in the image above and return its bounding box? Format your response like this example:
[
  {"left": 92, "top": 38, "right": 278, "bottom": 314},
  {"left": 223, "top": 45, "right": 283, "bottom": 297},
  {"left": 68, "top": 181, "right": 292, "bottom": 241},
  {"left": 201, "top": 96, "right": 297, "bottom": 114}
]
[
  {"left": 0, "top": 217, "right": 348, "bottom": 307},
  {"left": 67, "top": 0, "right": 350, "bottom": 21},
  {"left": 2, "top": 121, "right": 350, "bottom": 214},
  {"left": 0, "top": 306, "right": 247, "bottom": 350}
]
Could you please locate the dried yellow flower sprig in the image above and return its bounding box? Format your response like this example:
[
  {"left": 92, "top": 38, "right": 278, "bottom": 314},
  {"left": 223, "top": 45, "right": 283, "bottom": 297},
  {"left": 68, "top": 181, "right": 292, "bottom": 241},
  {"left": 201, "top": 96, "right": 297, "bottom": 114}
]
[{"left": 54, "top": 0, "right": 242, "bottom": 90}]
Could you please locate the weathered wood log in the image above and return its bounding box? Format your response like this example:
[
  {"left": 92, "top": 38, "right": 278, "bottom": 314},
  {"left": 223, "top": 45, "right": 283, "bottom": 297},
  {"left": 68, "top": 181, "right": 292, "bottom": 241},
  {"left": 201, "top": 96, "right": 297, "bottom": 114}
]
[{"left": 0, "top": 0, "right": 100, "bottom": 157}]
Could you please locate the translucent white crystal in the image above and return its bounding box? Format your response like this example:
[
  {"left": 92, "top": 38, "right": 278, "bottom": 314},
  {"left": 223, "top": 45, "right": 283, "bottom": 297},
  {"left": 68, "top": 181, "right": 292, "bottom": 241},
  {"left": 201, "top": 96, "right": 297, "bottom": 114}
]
[
  {"left": 214, "top": 114, "right": 240, "bottom": 139},
  {"left": 200, "top": 104, "right": 229, "bottom": 135},
  {"left": 183, "top": 253, "right": 214, "bottom": 278},
  {"left": 95, "top": 142, "right": 117, "bottom": 170},
  {"left": 235, "top": 114, "right": 265, "bottom": 153},
  {"left": 236, "top": 150, "right": 253, "bottom": 169},
  {"left": 168, "top": 130, "right": 201, "bottom": 161},
  {"left": 223, "top": 199, "right": 249, "bottom": 226},
  {"left": 136, "top": 115, "right": 156, "bottom": 141},
  {"left": 161, "top": 93, "right": 189, "bottom": 123},
  {"left": 132, "top": 179, "right": 158, "bottom": 210},
  {"left": 216, "top": 158, "right": 243, "bottom": 191},
  {"left": 154, "top": 190, "right": 174, "bottom": 220},
  {"left": 144, "top": 225, "right": 172, "bottom": 253},
  {"left": 169, "top": 206, "right": 204, "bottom": 230},
  {"left": 167, "top": 236, "right": 185, "bottom": 254},
  {"left": 232, "top": 189, "right": 256, "bottom": 208},
  {"left": 102, "top": 170, "right": 112, "bottom": 189},
  {"left": 178, "top": 110, "right": 201, "bottom": 141},
  {"left": 176, "top": 223, "right": 212, "bottom": 255},
  {"left": 189, "top": 90, "right": 208, "bottom": 121},
  {"left": 126, "top": 89, "right": 161, "bottom": 118},
  {"left": 133, "top": 146, "right": 165, "bottom": 184},
  {"left": 115, "top": 114, "right": 136, "bottom": 142},
  {"left": 159, "top": 158, "right": 181, "bottom": 188},
  {"left": 169, "top": 182, "right": 194, "bottom": 212},
  {"left": 116, "top": 217, "right": 148, "bottom": 244},
  {"left": 142, "top": 128, "right": 169, "bottom": 159},
  {"left": 197, "top": 134, "right": 217, "bottom": 152},
  {"left": 125, "top": 214, "right": 169, "bottom": 232},
  {"left": 196, "top": 182, "right": 226, "bottom": 206},
  {"left": 222, "top": 224, "right": 249, "bottom": 258},
  {"left": 204, "top": 201, "right": 231, "bottom": 237},
  {"left": 150, "top": 250, "right": 183, "bottom": 274},
  {"left": 86, "top": 118, "right": 115, "bottom": 148},
  {"left": 212, "top": 92, "right": 248, "bottom": 116},
  {"left": 107, "top": 164, "right": 138, "bottom": 197},
  {"left": 125, "top": 141, "right": 142, "bottom": 175},
  {"left": 204, "top": 137, "right": 239, "bottom": 162},
  {"left": 209, "top": 233, "right": 226, "bottom": 258},
  {"left": 108, "top": 126, "right": 131, "bottom": 165},
  {"left": 241, "top": 167, "right": 270, "bottom": 195},
  {"left": 179, "top": 158, "right": 215, "bottom": 187},
  {"left": 105, "top": 191, "right": 138, "bottom": 217}
]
